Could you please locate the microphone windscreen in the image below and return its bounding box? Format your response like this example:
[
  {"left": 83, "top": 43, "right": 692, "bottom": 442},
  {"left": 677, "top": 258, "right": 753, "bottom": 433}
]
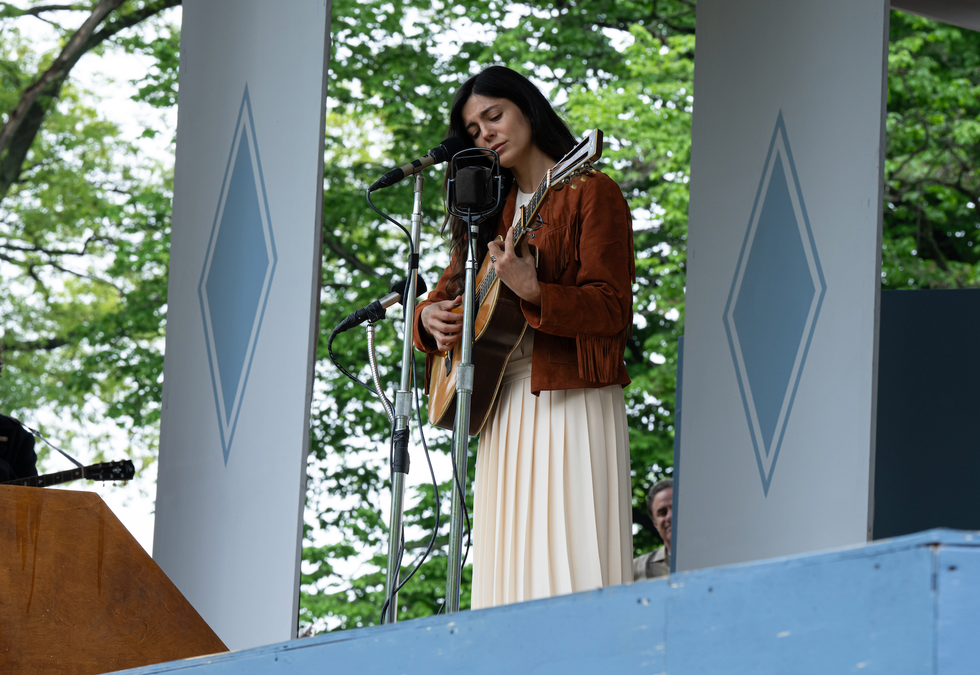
[
  {"left": 429, "top": 136, "right": 469, "bottom": 163},
  {"left": 390, "top": 278, "right": 408, "bottom": 298},
  {"left": 455, "top": 166, "right": 493, "bottom": 209},
  {"left": 389, "top": 276, "right": 428, "bottom": 298}
]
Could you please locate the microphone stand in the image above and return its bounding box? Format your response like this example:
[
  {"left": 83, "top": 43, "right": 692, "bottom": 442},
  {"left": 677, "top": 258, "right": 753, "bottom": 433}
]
[
  {"left": 382, "top": 172, "right": 425, "bottom": 624},
  {"left": 444, "top": 151, "right": 503, "bottom": 613},
  {"left": 444, "top": 209, "right": 478, "bottom": 615}
]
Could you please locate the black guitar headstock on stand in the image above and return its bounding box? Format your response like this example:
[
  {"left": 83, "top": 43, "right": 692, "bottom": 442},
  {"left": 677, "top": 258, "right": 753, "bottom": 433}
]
[{"left": 1, "top": 459, "right": 136, "bottom": 488}]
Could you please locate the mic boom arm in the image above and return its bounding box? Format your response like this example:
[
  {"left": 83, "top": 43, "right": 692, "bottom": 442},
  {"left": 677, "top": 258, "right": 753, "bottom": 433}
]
[{"left": 369, "top": 136, "right": 469, "bottom": 192}]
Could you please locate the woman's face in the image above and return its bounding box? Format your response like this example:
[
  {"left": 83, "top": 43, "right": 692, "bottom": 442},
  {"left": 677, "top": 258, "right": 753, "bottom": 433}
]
[{"left": 461, "top": 94, "right": 534, "bottom": 170}]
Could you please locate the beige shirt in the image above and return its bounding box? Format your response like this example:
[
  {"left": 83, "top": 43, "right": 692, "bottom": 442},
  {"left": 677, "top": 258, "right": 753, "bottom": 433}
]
[{"left": 633, "top": 546, "right": 669, "bottom": 581}]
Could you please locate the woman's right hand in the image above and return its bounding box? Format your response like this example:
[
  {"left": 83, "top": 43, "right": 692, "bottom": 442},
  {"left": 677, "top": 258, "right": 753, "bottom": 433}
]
[{"left": 421, "top": 295, "right": 463, "bottom": 352}]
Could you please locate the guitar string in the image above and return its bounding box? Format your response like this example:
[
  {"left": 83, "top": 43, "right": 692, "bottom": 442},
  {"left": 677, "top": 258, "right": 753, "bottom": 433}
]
[{"left": 476, "top": 181, "right": 549, "bottom": 305}]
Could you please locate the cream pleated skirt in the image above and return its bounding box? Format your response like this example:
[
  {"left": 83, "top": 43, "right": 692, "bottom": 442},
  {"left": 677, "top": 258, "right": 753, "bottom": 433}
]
[{"left": 471, "top": 331, "right": 633, "bottom": 609}]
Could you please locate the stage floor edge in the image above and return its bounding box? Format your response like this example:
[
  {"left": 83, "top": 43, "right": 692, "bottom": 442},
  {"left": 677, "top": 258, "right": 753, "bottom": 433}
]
[{"left": 118, "top": 529, "right": 979, "bottom": 674}]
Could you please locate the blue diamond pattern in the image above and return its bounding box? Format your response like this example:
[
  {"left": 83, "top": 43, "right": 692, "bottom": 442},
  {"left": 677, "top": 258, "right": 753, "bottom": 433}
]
[
  {"left": 199, "top": 85, "right": 277, "bottom": 464},
  {"left": 723, "top": 111, "right": 826, "bottom": 496}
]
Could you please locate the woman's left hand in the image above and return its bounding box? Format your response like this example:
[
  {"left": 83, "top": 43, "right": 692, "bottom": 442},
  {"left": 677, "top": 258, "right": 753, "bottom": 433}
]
[{"left": 488, "top": 226, "right": 541, "bottom": 306}]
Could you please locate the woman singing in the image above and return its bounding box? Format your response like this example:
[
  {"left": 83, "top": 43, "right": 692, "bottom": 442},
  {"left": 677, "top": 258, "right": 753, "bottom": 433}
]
[{"left": 414, "top": 66, "right": 635, "bottom": 609}]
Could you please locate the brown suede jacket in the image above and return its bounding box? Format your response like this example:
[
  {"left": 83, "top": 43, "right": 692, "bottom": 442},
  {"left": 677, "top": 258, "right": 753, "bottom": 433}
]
[{"left": 414, "top": 170, "right": 635, "bottom": 395}]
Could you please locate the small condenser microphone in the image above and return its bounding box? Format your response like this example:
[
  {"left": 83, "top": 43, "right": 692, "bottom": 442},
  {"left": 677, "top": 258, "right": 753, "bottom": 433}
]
[
  {"left": 336, "top": 277, "right": 429, "bottom": 331},
  {"left": 369, "top": 136, "right": 469, "bottom": 192}
]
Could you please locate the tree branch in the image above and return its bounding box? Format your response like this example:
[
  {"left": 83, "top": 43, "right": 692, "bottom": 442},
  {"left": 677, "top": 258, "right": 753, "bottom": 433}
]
[
  {"left": 0, "top": 0, "right": 182, "bottom": 202},
  {"left": 1, "top": 233, "right": 114, "bottom": 257},
  {"left": 0, "top": 3, "right": 85, "bottom": 17},
  {"left": 322, "top": 230, "right": 382, "bottom": 278},
  {"left": 0, "top": 0, "right": 125, "bottom": 157},
  {"left": 1, "top": 336, "right": 72, "bottom": 352}
]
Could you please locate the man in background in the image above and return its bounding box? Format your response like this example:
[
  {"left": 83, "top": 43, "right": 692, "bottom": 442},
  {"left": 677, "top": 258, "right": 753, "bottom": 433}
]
[
  {"left": 0, "top": 347, "right": 39, "bottom": 483},
  {"left": 633, "top": 478, "right": 672, "bottom": 580}
]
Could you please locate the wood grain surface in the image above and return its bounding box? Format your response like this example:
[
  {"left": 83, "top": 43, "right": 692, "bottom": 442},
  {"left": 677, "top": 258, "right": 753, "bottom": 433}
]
[{"left": 0, "top": 485, "right": 227, "bottom": 674}]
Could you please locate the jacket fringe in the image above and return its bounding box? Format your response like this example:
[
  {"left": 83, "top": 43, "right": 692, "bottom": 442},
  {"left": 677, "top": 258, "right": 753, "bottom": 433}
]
[
  {"left": 573, "top": 193, "right": 635, "bottom": 381},
  {"left": 577, "top": 331, "right": 627, "bottom": 383}
]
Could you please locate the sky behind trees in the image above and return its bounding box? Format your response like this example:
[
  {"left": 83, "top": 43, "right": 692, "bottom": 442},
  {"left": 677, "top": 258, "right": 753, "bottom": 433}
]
[{"left": 1, "top": 0, "right": 977, "bottom": 635}]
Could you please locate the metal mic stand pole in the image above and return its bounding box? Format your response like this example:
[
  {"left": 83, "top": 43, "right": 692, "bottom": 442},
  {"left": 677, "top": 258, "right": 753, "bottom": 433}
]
[
  {"left": 383, "top": 172, "right": 425, "bottom": 624},
  {"left": 445, "top": 208, "right": 479, "bottom": 614}
]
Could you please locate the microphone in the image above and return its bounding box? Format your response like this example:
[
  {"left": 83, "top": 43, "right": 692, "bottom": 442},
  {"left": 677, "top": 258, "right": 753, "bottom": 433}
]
[
  {"left": 369, "top": 136, "right": 469, "bottom": 192},
  {"left": 454, "top": 165, "right": 495, "bottom": 209},
  {"left": 446, "top": 147, "right": 504, "bottom": 221},
  {"left": 336, "top": 276, "right": 429, "bottom": 332}
]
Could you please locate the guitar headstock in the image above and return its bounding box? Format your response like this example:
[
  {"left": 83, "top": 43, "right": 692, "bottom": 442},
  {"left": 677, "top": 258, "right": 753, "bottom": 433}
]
[
  {"left": 510, "top": 129, "right": 605, "bottom": 245},
  {"left": 84, "top": 460, "right": 136, "bottom": 482},
  {"left": 550, "top": 129, "right": 603, "bottom": 189}
]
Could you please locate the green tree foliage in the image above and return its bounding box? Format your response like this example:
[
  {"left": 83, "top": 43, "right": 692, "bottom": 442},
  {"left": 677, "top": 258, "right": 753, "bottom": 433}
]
[
  {"left": 2, "top": 0, "right": 977, "bottom": 637},
  {"left": 302, "top": 0, "right": 697, "bottom": 631},
  {"left": 304, "top": 7, "right": 980, "bottom": 632},
  {"left": 884, "top": 12, "right": 980, "bottom": 288},
  {"left": 0, "top": 2, "right": 180, "bottom": 457}
]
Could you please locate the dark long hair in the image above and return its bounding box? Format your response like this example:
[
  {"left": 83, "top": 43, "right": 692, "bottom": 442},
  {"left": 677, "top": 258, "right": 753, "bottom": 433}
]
[{"left": 442, "top": 67, "right": 577, "bottom": 296}]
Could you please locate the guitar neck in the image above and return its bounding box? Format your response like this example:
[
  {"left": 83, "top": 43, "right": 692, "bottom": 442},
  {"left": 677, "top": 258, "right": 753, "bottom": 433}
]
[
  {"left": 474, "top": 129, "right": 601, "bottom": 307},
  {"left": 1, "top": 459, "right": 135, "bottom": 487},
  {"left": 4, "top": 467, "right": 85, "bottom": 488},
  {"left": 476, "top": 172, "right": 553, "bottom": 307},
  {"left": 515, "top": 172, "right": 551, "bottom": 244}
]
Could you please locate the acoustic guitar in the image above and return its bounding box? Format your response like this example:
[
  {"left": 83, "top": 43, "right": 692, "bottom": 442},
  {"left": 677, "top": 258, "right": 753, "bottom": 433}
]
[
  {"left": 427, "top": 130, "right": 604, "bottom": 436},
  {"left": 1, "top": 460, "right": 136, "bottom": 487}
]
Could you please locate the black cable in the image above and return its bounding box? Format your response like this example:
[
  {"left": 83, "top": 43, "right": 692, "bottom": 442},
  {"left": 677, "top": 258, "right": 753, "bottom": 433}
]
[
  {"left": 362, "top": 183, "right": 444, "bottom": 620},
  {"left": 366, "top": 189, "right": 414, "bottom": 258},
  {"left": 411, "top": 355, "right": 449, "bottom": 613},
  {"left": 378, "top": 355, "right": 444, "bottom": 623},
  {"left": 378, "top": 525, "right": 405, "bottom": 624},
  {"left": 328, "top": 322, "right": 377, "bottom": 395},
  {"left": 378, "top": 414, "right": 401, "bottom": 625},
  {"left": 438, "top": 404, "right": 472, "bottom": 615},
  {"left": 329, "top": 189, "right": 416, "bottom": 394}
]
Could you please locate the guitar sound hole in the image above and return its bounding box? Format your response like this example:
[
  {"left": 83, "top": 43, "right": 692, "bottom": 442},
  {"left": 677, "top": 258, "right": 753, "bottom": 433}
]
[{"left": 445, "top": 351, "right": 453, "bottom": 375}]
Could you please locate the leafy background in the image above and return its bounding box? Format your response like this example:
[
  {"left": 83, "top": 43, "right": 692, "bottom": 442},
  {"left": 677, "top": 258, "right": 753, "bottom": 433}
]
[{"left": 0, "top": 1, "right": 976, "bottom": 634}]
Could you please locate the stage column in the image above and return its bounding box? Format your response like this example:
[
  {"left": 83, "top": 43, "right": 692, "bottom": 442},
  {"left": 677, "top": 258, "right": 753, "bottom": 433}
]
[
  {"left": 677, "top": 0, "right": 889, "bottom": 570},
  {"left": 154, "top": 0, "right": 331, "bottom": 649}
]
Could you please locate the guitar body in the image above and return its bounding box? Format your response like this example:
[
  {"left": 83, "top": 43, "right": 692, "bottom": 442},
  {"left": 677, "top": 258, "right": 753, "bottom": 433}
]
[
  {"left": 426, "top": 129, "right": 604, "bottom": 437},
  {"left": 428, "top": 250, "right": 530, "bottom": 436}
]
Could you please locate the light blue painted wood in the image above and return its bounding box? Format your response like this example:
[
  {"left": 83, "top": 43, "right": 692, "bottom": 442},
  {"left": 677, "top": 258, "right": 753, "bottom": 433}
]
[
  {"left": 667, "top": 537, "right": 935, "bottom": 674},
  {"left": 937, "top": 539, "right": 980, "bottom": 675},
  {"left": 122, "top": 580, "right": 671, "bottom": 674},
  {"left": 117, "top": 530, "right": 979, "bottom": 675}
]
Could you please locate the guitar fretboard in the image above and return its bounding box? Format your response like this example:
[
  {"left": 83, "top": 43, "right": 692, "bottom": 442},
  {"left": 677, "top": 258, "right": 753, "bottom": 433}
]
[
  {"left": 5, "top": 467, "right": 85, "bottom": 488},
  {"left": 476, "top": 172, "right": 551, "bottom": 306},
  {"left": 469, "top": 130, "right": 600, "bottom": 307},
  {"left": 1, "top": 460, "right": 135, "bottom": 488}
]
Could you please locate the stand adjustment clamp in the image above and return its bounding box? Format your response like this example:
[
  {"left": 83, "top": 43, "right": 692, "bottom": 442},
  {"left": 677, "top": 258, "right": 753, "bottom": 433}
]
[
  {"left": 455, "top": 363, "right": 475, "bottom": 394},
  {"left": 394, "top": 391, "right": 412, "bottom": 420}
]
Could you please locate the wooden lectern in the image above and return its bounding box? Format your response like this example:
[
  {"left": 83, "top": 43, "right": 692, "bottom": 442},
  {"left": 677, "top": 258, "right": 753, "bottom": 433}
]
[{"left": 0, "top": 485, "right": 227, "bottom": 674}]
